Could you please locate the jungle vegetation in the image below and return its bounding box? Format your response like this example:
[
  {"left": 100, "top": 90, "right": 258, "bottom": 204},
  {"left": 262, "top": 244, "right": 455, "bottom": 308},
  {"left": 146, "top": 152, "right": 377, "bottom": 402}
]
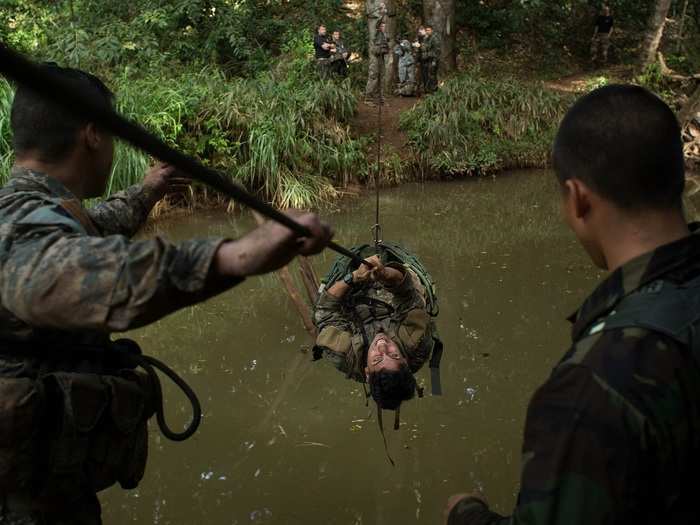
[{"left": 1, "top": 1, "right": 699, "bottom": 209}]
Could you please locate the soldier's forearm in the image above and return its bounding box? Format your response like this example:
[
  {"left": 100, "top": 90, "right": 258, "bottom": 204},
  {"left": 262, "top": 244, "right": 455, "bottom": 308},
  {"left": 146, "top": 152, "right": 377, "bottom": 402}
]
[{"left": 88, "top": 183, "right": 156, "bottom": 237}]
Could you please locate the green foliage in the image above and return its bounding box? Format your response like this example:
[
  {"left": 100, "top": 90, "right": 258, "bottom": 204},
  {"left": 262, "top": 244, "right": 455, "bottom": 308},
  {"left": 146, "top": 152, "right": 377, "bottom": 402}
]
[
  {"left": 109, "top": 66, "right": 364, "bottom": 208},
  {"left": 400, "top": 72, "right": 575, "bottom": 176},
  {"left": 456, "top": 0, "right": 657, "bottom": 63},
  {"left": 0, "top": 63, "right": 364, "bottom": 209},
  {"left": 0, "top": 79, "right": 13, "bottom": 186},
  {"left": 633, "top": 63, "right": 675, "bottom": 104}
]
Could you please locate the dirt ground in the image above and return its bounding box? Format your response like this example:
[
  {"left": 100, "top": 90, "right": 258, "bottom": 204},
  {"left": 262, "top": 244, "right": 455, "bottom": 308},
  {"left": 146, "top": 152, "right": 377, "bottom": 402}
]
[{"left": 350, "top": 95, "right": 420, "bottom": 160}]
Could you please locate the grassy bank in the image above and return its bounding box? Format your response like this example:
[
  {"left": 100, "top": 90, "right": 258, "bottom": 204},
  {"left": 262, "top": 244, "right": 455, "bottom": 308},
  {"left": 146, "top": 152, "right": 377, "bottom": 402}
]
[
  {"left": 0, "top": 62, "right": 367, "bottom": 210},
  {"left": 400, "top": 72, "right": 576, "bottom": 177}
]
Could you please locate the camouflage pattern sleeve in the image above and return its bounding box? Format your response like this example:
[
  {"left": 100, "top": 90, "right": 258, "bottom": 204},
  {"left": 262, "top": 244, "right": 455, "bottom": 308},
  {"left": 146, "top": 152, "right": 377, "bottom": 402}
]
[
  {"left": 314, "top": 290, "right": 352, "bottom": 333},
  {"left": 388, "top": 265, "right": 426, "bottom": 316},
  {"left": 87, "top": 184, "right": 158, "bottom": 238},
  {"left": 0, "top": 224, "right": 239, "bottom": 332}
]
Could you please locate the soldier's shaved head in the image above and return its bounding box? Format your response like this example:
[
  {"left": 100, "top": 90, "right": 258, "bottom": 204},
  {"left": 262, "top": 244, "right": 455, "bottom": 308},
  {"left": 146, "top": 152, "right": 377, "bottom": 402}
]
[
  {"left": 553, "top": 85, "right": 684, "bottom": 211},
  {"left": 11, "top": 63, "right": 114, "bottom": 163}
]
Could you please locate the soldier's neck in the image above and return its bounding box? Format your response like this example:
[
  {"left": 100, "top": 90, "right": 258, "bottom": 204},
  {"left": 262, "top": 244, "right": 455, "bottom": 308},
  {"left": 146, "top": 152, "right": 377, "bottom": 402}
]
[
  {"left": 601, "top": 208, "right": 690, "bottom": 272},
  {"left": 14, "top": 154, "right": 91, "bottom": 200}
]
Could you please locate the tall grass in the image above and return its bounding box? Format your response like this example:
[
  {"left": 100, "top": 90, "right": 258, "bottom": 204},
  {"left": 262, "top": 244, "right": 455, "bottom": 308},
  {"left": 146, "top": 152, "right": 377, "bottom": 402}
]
[
  {"left": 400, "top": 71, "right": 576, "bottom": 176},
  {"left": 0, "top": 79, "right": 13, "bottom": 186},
  {"left": 1, "top": 64, "right": 364, "bottom": 210},
  {"left": 109, "top": 65, "right": 365, "bottom": 209}
]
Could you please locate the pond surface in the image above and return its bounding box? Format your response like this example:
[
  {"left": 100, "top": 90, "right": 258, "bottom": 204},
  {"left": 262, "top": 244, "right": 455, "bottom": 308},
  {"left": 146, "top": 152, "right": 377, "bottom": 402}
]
[{"left": 100, "top": 171, "right": 605, "bottom": 524}]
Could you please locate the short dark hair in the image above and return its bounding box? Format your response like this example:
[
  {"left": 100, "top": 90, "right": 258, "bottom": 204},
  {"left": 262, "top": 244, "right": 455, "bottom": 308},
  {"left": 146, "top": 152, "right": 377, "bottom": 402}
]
[
  {"left": 553, "top": 84, "right": 684, "bottom": 210},
  {"left": 368, "top": 366, "right": 416, "bottom": 410},
  {"left": 10, "top": 64, "right": 114, "bottom": 162}
]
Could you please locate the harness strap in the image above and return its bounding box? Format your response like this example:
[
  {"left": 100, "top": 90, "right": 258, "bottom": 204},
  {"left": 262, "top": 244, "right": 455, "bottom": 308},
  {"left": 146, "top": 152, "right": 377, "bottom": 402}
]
[
  {"left": 429, "top": 337, "right": 444, "bottom": 396},
  {"left": 376, "top": 406, "right": 395, "bottom": 467}
]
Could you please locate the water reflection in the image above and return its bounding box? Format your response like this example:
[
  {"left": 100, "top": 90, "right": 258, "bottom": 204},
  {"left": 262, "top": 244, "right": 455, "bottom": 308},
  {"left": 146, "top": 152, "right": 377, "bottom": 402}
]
[{"left": 101, "top": 171, "right": 603, "bottom": 524}]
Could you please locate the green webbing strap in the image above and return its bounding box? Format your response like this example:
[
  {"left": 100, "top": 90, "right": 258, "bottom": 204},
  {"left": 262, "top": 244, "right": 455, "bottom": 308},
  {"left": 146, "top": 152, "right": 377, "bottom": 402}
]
[{"left": 429, "top": 337, "right": 444, "bottom": 396}]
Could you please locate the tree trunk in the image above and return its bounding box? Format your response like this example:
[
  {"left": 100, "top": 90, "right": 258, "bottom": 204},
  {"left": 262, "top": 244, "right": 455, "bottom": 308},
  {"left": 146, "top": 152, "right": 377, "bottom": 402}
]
[
  {"left": 423, "top": 0, "right": 457, "bottom": 72},
  {"left": 640, "top": 0, "right": 673, "bottom": 67},
  {"left": 365, "top": 0, "right": 397, "bottom": 94}
]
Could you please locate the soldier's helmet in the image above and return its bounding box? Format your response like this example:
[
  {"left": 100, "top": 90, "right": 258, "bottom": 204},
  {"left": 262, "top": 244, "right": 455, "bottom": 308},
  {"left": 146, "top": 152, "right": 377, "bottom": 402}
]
[{"left": 400, "top": 40, "right": 411, "bottom": 51}]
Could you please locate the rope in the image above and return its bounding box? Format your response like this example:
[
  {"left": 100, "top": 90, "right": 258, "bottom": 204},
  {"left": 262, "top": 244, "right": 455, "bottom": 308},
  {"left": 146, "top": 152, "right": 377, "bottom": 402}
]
[
  {"left": 136, "top": 354, "right": 202, "bottom": 442},
  {"left": 0, "top": 44, "right": 373, "bottom": 270},
  {"left": 372, "top": 49, "right": 384, "bottom": 248}
]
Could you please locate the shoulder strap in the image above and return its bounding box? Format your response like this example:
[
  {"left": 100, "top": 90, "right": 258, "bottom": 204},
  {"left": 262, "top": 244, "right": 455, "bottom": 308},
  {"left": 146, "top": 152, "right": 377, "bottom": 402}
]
[
  {"left": 593, "top": 275, "right": 700, "bottom": 350},
  {"left": 59, "top": 199, "right": 101, "bottom": 237}
]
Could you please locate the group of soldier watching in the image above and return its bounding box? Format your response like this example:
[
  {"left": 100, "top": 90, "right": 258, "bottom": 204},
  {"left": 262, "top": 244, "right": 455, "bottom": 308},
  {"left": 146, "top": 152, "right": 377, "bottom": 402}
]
[
  {"left": 314, "top": 25, "right": 350, "bottom": 78},
  {"left": 313, "top": 19, "right": 442, "bottom": 99}
]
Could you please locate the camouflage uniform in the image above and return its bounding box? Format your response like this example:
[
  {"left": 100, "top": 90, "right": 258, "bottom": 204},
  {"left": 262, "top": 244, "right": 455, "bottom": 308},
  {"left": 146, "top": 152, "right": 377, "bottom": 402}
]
[
  {"left": 365, "top": 14, "right": 390, "bottom": 99},
  {"left": 0, "top": 167, "right": 238, "bottom": 524},
  {"left": 329, "top": 38, "right": 349, "bottom": 78},
  {"left": 313, "top": 264, "right": 434, "bottom": 381},
  {"left": 448, "top": 225, "right": 700, "bottom": 524},
  {"left": 421, "top": 33, "right": 441, "bottom": 94},
  {"left": 394, "top": 40, "right": 416, "bottom": 97}
]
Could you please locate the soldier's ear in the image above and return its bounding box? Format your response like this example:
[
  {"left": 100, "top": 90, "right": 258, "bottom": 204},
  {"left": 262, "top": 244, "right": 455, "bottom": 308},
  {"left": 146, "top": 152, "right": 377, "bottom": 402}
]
[
  {"left": 563, "top": 178, "right": 592, "bottom": 221},
  {"left": 83, "top": 122, "right": 102, "bottom": 152}
]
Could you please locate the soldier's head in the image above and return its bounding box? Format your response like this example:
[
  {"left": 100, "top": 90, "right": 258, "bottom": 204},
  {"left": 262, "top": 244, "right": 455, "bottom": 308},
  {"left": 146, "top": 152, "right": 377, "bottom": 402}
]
[
  {"left": 418, "top": 26, "right": 426, "bottom": 37},
  {"left": 553, "top": 84, "right": 685, "bottom": 269},
  {"left": 601, "top": 5, "right": 610, "bottom": 16},
  {"left": 318, "top": 25, "right": 327, "bottom": 36},
  {"left": 365, "top": 333, "right": 415, "bottom": 410},
  {"left": 378, "top": 22, "right": 386, "bottom": 33},
  {"left": 425, "top": 26, "right": 433, "bottom": 36},
  {"left": 333, "top": 30, "right": 341, "bottom": 40},
  {"left": 11, "top": 63, "right": 115, "bottom": 198}
]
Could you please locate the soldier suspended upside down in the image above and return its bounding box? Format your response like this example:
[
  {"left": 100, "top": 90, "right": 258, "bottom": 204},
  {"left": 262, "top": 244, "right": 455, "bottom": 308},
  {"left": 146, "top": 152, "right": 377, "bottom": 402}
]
[{"left": 313, "top": 248, "right": 441, "bottom": 412}]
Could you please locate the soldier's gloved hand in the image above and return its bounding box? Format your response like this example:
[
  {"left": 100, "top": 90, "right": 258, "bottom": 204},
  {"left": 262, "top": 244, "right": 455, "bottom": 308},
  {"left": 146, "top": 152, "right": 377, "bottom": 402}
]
[{"left": 214, "top": 211, "right": 333, "bottom": 278}]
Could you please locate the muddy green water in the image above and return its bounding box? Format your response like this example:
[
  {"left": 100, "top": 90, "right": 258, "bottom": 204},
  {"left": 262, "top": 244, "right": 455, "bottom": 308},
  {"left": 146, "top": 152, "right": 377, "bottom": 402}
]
[{"left": 100, "top": 171, "right": 605, "bottom": 524}]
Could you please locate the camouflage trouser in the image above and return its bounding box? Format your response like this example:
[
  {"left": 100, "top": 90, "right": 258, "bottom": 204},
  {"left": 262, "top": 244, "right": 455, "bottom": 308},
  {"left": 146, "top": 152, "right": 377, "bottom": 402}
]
[
  {"left": 0, "top": 491, "right": 102, "bottom": 525},
  {"left": 423, "top": 59, "right": 439, "bottom": 93},
  {"left": 591, "top": 33, "right": 611, "bottom": 62},
  {"left": 316, "top": 58, "right": 331, "bottom": 78},
  {"left": 396, "top": 62, "right": 416, "bottom": 96}
]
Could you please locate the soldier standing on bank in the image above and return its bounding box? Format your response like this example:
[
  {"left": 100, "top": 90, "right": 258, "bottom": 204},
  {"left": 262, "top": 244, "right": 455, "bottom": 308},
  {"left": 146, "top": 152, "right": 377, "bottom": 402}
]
[
  {"left": 414, "top": 26, "right": 427, "bottom": 95},
  {"left": 421, "top": 25, "right": 441, "bottom": 94},
  {"left": 0, "top": 63, "right": 332, "bottom": 524},
  {"left": 314, "top": 25, "right": 333, "bottom": 76},
  {"left": 394, "top": 39, "right": 417, "bottom": 96},
  {"left": 365, "top": 3, "right": 390, "bottom": 101},
  {"left": 591, "top": 5, "right": 614, "bottom": 64},
  {"left": 446, "top": 85, "right": 700, "bottom": 524},
  {"left": 329, "top": 30, "right": 350, "bottom": 78}
]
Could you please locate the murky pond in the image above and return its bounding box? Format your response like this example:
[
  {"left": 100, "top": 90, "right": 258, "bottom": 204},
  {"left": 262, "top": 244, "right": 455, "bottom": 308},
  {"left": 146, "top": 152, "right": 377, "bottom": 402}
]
[{"left": 100, "top": 171, "right": 606, "bottom": 524}]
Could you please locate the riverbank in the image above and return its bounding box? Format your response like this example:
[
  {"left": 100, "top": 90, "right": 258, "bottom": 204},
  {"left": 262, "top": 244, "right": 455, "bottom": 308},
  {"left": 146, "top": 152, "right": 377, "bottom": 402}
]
[{"left": 2, "top": 62, "right": 698, "bottom": 217}]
